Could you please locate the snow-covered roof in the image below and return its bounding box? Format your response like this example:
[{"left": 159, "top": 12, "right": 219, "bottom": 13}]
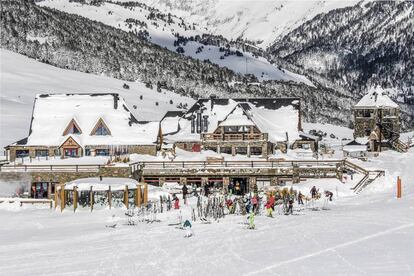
[
  {"left": 162, "top": 98, "right": 301, "bottom": 143},
  {"left": 355, "top": 87, "right": 398, "bottom": 109},
  {"left": 64, "top": 177, "right": 139, "bottom": 191},
  {"left": 343, "top": 145, "right": 367, "bottom": 153},
  {"left": 23, "top": 94, "right": 159, "bottom": 147}
]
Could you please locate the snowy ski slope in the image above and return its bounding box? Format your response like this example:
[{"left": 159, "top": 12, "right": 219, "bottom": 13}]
[{"left": 0, "top": 147, "right": 413, "bottom": 275}]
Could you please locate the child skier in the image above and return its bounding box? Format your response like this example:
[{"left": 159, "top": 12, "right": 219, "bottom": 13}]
[
  {"left": 172, "top": 194, "right": 180, "bottom": 209},
  {"left": 183, "top": 219, "right": 193, "bottom": 238},
  {"left": 248, "top": 211, "right": 255, "bottom": 229}
]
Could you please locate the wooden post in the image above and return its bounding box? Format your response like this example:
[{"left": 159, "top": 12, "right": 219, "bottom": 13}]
[
  {"left": 60, "top": 184, "right": 65, "bottom": 212},
  {"left": 143, "top": 183, "right": 148, "bottom": 206},
  {"left": 136, "top": 184, "right": 142, "bottom": 207},
  {"left": 108, "top": 186, "right": 112, "bottom": 209},
  {"left": 73, "top": 186, "right": 78, "bottom": 212},
  {"left": 90, "top": 186, "right": 94, "bottom": 212},
  {"left": 54, "top": 187, "right": 59, "bottom": 209},
  {"left": 397, "top": 176, "right": 402, "bottom": 198},
  {"left": 124, "top": 185, "right": 129, "bottom": 209}
]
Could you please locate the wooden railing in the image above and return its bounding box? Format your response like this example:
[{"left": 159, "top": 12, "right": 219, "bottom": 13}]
[
  {"left": 0, "top": 164, "right": 103, "bottom": 172},
  {"left": 130, "top": 159, "right": 343, "bottom": 172},
  {"left": 202, "top": 133, "right": 266, "bottom": 141}
]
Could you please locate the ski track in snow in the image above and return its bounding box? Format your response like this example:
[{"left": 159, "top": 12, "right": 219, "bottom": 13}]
[{"left": 248, "top": 222, "right": 414, "bottom": 275}]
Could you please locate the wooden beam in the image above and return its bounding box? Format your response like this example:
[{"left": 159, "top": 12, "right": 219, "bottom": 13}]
[
  {"left": 60, "top": 184, "right": 65, "bottom": 212},
  {"left": 73, "top": 186, "right": 78, "bottom": 212},
  {"left": 143, "top": 183, "right": 148, "bottom": 206},
  {"left": 54, "top": 187, "right": 58, "bottom": 209},
  {"left": 90, "top": 186, "right": 93, "bottom": 212},
  {"left": 136, "top": 184, "right": 142, "bottom": 207},
  {"left": 124, "top": 185, "right": 129, "bottom": 209},
  {"left": 108, "top": 185, "right": 112, "bottom": 209}
]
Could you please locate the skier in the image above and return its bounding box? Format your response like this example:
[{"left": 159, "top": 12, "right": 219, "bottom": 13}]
[
  {"left": 298, "top": 191, "right": 304, "bottom": 205},
  {"left": 172, "top": 194, "right": 180, "bottom": 209},
  {"left": 235, "top": 181, "right": 241, "bottom": 196},
  {"left": 228, "top": 182, "right": 234, "bottom": 195},
  {"left": 204, "top": 184, "right": 210, "bottom": 197},
  {"left": 310, "top": 186, "right": 318, "bottom": 199},
  {"left": 251, "top": 195, "right": 258, "bottom": 213},
  {"left": 183, "top": 219, "right": 193, "bottom": 238},
  {"left": 248, "top": 211, "right": 255, "bottom": 229},
  {"left": 325, "top": 190, "right": 333, "bottom": 201},
  {"left": 265, "top": 195, "right": 275, "bottom": 217},
  {"left": 182, "top": 184, "right": 188, "bottom": 205},
  {"left": 286, "top": 196, "right": 294, "bottom": 215}
]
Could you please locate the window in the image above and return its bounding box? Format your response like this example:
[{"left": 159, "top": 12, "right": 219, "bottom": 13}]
[
  {"left": 85, "top": 149, "right": 91, "bottom": 156},
  {"left": 250, "top": 147, "right": 262, "bottom": 156},
  {"left": 63, "top": 119, "right": 82, "bottom": 135},
  {"left": 235, "top": 147, "right": 247, "bottom": 155},
  {"left": 91, "top": 118, "right": 111, "bottom": 136},
  {"left": 95, "top": 125, "right": 109, "bottom": 135},
  {"left": 224, "top": 126, "right": 250, "bottom": 133},
  {"left": 95, "top": 149, "right": 109, "bottom": 156},
  {"left": 16, "top": 150, "right": 29, "bottom": 158},
  {"left": 220, "top": 147, "right": 232, "bottom": 154},
  {"left": 64, "top": 148, "right": 78, "bottom": 157},
  {"left": 35, "top": 150, "right": 48, "bottom": 157}
]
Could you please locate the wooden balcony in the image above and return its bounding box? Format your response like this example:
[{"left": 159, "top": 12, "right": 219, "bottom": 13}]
[{"left": 202, "top": 133, "right": 267, "bottom": 141}]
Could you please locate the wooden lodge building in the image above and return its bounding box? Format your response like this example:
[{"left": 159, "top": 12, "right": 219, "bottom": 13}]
[
  {"left": 352, "top": 88, "right": 408, "bottom": 153},
  {"left": 5, "top": 93, "right": 159, "bottom": 162},
  {"left": 160, "top": 97, "right": 318, "bottom": 158}
]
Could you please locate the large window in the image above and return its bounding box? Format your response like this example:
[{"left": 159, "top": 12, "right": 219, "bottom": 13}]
[
  {"left": 250, "top": 147, "right": 262, "bottom": 156},
  {"left": 95, "top": 125, "right": 110, "bottom": 136},
  {"left": 220, "top": 147, "right": 232, "bottom": 154},
  {"left": 35, "top": 150, "right": 49, "bottom": 157},
  {"left": 235, "top": 147, "right": 247, "bottom": 155},
  {"left": 16, "top": 150, "right": 29, "bottom": 158},
  {"left": 95, "top": 149, "right": 109, "bottom": 156},
  {"left": 64, "top": 148, "right": 78, "bottom": 157},
  {"left": 223, "top": 126, "right": 250, "bottom": 133}
]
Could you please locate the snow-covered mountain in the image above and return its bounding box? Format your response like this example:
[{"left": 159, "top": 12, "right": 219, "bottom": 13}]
[
  {"left": 139, "top": 0, "right": 361, "bottom": 47},
  {"left": 269, "top": 0, "right": 414, "bottom": 128},
  {"left": 38, "top": 0, "right": 313, "bottom": 85}
]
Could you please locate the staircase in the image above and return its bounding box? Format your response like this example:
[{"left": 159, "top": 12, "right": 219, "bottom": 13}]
[
  {"left": 352, "top": 170, "right": 385, "bottom": 193},
  {"left": 343, "top": 160, "right": 385, "bottom": 193},
  {"left": 379, "top": 123, "right": 408, "bottom": 153}
]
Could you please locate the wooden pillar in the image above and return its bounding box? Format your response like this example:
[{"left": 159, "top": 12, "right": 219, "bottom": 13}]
[
  {"left": 47, "top": 182, "right": 52, "bottom": 199},
  {"left": 73, "top": 186, "right": 78, "bottom": 212},
  {"left": 54, "top": 187, "right": 59, "bottom": 209},
  {"left": 60, "top": 184, "right": 65, "bottom": 212},
  {"left": 231, "top": 146, "right": 236, "bottom": 156},
  {"left": 90, "top": 186, "right": 93, "bottom": 212},
  {"left": 247, "top": 144, "right": 251, "bottom": 157},
  {"left": 136, "top": 184, "right": 142, "bottom": 207},
  {"left": 124, "top": 185, "right": 129, "bottom": 209},
  {"left": 108, "top": 186, "right": 112, "bottom": 209},
  {"left": 143, "top": 183, "right": 148, "bottom": 206},
  {"left": 397, "top": 176, "right": 402, "bottom": 198}
]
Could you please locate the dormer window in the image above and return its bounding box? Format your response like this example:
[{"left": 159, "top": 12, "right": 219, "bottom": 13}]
[
  {"left": 90, "top": 118, "right": 111, "bottom": 136},
  {"left": 63, "top": 119, "right": 82, "bottom": 135}
]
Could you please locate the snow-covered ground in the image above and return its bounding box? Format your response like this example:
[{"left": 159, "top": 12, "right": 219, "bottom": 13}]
[
  {"left": 37, "top": 0, "right": 314, "bottom": 85},
  {"left": 0, "top": 49, "right": 194, "bottom": 149},
  {"left": 0, "top": 154, "right": 413, "bottom": 275}
]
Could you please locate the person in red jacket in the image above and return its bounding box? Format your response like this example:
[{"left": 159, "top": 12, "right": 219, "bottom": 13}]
[
  {"left": 265, "top": 195, "right": 275, "bottom": 217},
  {"left": 172, "top": 194, "right": 180, "bottom": 209}
]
